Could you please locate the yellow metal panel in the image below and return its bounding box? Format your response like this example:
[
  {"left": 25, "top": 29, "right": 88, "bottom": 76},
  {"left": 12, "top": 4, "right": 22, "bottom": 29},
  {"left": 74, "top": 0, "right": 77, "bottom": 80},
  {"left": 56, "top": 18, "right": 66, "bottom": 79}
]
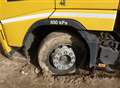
[
  {"left": 1, "top": 9, "right": 117, "bottom": 47},
  {"left": 0, "top": 24, "right": 12, "bottom": 53},
  {"left": 50, "top": 10, "right": 117, "bottom": 31},
  {"left": 1, "top": 0, "right": 54, "bottom": 47},
  {"left": 56, "top": 0, "right": 119, "bottom": 10},
  {"left": 0, "top": 7, "right": 2, "bottom": 20},
  {"left": 0, "top": 23, "right": 2, "bottom": 30},
  {"left": 1, "top": 10, "right": 54, "bottom": 47},
  {"left": 2, "top": 0, "right": 54, "bottom": 19},
  {"left": 0, "top": 0, "right": 119, "bottom": 48},
  {"left": 0, "top": 0, "right": 3, "bottom": 20}
]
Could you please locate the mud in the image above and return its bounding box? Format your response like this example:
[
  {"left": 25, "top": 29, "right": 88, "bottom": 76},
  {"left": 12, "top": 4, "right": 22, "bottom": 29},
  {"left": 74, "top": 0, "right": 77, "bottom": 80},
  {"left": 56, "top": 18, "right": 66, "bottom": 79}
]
[{"left": 0, "top": 52, "right": 120, "bottom": 88}]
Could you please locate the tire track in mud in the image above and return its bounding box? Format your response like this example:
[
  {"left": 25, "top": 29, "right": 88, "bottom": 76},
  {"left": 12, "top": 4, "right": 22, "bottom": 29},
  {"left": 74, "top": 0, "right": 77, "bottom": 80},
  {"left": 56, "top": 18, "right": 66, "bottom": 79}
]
[{"left": 0, "top": 52, "right": 120, "bottom": 88}]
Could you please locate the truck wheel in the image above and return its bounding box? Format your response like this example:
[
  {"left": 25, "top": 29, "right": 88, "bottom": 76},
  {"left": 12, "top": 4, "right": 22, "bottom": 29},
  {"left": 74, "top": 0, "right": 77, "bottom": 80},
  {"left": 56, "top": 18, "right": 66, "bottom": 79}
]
[{"left": 38, "top": 31, "right": 87, "bottom": 75}]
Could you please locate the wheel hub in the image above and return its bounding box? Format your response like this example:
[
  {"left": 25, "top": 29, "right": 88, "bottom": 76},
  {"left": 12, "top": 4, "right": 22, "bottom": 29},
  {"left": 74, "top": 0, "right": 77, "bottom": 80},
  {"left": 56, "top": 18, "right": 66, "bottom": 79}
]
[{"left": 51, "top": 45, "right": 76, "bottom": 71}]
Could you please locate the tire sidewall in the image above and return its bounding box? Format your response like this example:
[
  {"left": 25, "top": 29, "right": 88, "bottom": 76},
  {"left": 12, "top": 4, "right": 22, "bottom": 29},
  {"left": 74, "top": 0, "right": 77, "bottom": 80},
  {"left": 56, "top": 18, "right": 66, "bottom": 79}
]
[{"left": 38, "top": 32, "right": 86, "bottom": 75}]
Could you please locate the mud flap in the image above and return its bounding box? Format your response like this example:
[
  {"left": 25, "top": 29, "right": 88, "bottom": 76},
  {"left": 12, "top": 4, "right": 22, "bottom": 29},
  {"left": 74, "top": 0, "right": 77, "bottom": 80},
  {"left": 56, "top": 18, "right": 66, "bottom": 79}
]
[
  {"left": 79, "top": 31, "right": 99, "bottom": 68},
  {"left": 24, "top": 33, "right": 34, "bottom": 60}
]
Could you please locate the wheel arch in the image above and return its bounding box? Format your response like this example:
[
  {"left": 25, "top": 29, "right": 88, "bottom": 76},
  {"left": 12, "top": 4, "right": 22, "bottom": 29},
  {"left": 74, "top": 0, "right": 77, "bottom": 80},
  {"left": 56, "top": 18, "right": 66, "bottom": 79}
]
[
  {"left": 23, "top": 18, "right": 98, "bottom": 68},
  {"left": 23, "top": 18, "right": 87, "bottom": 46},
  {"left": 22, "top": 18, "right": 88, "bottom": 51}
]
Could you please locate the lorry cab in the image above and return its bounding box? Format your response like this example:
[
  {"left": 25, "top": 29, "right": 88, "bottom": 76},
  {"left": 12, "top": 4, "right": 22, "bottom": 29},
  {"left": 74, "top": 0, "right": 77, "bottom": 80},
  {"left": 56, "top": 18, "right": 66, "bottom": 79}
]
[{"left": 0, "top": 0, "right": 120, "bottom": 75}]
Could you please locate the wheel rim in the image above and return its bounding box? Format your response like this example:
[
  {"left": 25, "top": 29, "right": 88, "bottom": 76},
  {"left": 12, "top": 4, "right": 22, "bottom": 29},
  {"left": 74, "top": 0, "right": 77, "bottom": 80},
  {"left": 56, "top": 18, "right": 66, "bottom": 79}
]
[{"left": 50, "top": 45, "right": 76, "bottom": 71}]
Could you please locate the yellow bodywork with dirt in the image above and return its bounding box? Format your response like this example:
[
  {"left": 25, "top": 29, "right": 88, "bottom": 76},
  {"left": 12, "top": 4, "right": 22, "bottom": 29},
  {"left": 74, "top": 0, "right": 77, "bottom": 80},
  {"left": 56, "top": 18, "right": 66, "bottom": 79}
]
[
  {"left": 0, "top": 24, "right": 11, "bottom": 53},
  {"left": 0, "top": 0, "right": 119, "bottom": 53}
]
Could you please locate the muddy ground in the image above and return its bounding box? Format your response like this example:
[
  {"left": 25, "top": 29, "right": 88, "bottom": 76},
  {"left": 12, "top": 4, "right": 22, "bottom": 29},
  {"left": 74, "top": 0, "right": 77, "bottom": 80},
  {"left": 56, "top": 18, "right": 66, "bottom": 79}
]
[{"left": 0, "top": 51, "right": 120, "bottom": 88}]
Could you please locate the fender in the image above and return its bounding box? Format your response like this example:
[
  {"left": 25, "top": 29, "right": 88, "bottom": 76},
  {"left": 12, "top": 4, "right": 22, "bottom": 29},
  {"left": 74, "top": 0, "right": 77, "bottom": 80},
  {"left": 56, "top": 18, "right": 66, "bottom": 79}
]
[
  {"left": 23, "top": 18, "right": 86, "bottom": 50},
  {"left": 26, "top": 18, "right": 86, "bottom": 33},
  {"left": 24, "top": 19, "right": 99, "bottom": 68}
]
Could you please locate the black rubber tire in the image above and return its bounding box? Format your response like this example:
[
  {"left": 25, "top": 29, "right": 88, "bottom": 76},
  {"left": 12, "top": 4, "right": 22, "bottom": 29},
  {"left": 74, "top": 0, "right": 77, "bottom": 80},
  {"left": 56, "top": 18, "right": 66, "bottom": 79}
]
[{"left": 38, "top": 31, "right": 87, "bottom": 75}]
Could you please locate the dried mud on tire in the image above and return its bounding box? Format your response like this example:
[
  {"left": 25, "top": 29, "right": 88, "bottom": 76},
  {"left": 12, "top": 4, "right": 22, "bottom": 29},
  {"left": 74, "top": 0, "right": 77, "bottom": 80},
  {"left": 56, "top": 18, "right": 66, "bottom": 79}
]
[{"left": 0, "top": 53, "right": 120, "bottom": 88}]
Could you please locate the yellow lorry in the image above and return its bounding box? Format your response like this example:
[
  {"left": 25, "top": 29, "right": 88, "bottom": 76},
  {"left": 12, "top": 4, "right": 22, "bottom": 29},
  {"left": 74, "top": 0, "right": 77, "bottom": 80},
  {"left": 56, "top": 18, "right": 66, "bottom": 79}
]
[{"left": 0, "top": 0, "right": 120, "bottom": 75}]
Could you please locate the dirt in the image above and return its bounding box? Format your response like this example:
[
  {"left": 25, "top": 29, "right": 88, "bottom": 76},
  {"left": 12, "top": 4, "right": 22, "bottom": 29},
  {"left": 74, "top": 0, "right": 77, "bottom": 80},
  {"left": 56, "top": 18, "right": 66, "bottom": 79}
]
[{"left": 0, "top": 52, "right": 120, "bottom": 88}]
